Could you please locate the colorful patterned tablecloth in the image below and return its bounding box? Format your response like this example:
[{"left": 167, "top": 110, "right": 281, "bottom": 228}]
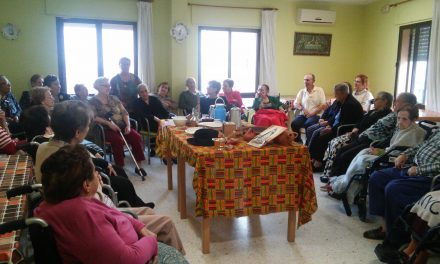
[
  {"left": 157, "top": 126, "right": 317, "bottom": 227},
  {"left": 0, "top": 155, "right": 32, "bottom": 263}
]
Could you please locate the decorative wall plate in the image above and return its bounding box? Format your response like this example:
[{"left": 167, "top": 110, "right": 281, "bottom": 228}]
[
  {"left": 170, "top": 22, "right": 189, "bottom": 43},
  {"left": 2, "top": 23, "right": 20, "bottom": 40}
]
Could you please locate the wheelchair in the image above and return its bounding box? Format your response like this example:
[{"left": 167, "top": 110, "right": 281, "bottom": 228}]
[
  {"left": 338, "top": 120, "right": 439, "bottom": 221},
  {"left": 0, "top": 180, "right": 136, "bottom": 263}
]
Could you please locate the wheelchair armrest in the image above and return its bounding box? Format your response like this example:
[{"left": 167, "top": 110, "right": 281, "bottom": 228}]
[
  {"left": 6, "top": 184, "right": 42, "bottom": 199},
  {"left": 120, "top": 210, "right": 138, "bottom": 219},
  {"left": 130, "top": 118, "right": 138, "bottom": 131},
  {"left": 99, "top": 171, "right": 111, "bottom": 185},
  {"left": 101, "top": 184, "right": 118, "bottom": 206},
  {"left": 370, "top": 146, "right": 410, "bottom": 170},
  {"left": 430, "top": 174, "right": 440, "bottom": 191},
  {"left": 337, "top": 124, "right": 355, "bottom": 136}
]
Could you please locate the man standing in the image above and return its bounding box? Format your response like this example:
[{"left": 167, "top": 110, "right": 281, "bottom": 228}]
[{"left": 291, "top": 73, "right": 327, "bottom": 143}]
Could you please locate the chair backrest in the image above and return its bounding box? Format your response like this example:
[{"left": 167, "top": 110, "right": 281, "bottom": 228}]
[
  {"left": 28, "top": 218, "right": 62, "bottom": 264},
  {"left": 418, "top": 120, "right": 439, "bottom": 140},
  {"left": 3, "top": 184, "right": 63, "bottom": 264}
]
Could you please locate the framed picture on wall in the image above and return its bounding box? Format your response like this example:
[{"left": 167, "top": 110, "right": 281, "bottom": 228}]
[{"left": 293, "top": 32, "right": 332, "bottom": 56}]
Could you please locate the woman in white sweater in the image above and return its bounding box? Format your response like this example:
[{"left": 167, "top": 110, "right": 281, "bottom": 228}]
[
  {"left": 321, "top": 105, "right": 426, "bottom": 203},
  {"left": 353, "top": 74, "right": 374, "bottom": 112}
]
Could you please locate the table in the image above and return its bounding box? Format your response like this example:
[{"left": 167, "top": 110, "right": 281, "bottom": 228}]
[
  {"left": 157, "top": 126, "right": 317, "bottom": 253},
  {"left": 419, "top": 109, "right": 440, "bottom": 122},
  {"left": 0, "top": 155, "right": 32, "bottom": 264}
]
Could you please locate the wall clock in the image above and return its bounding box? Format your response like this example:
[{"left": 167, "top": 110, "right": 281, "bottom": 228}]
[
  {"left": 2, "top": 23, "right": 20, "bottom": 40},
  {"left": 170, "top": 22, "right": 189, "bottom": 43}
]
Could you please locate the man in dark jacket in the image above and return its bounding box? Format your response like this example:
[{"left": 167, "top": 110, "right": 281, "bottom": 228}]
[{"left": 309, "top": 82, "right": 364, "bottom": 171}]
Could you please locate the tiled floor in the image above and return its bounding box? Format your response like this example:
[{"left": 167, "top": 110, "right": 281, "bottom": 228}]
[{"left": 125, "top": 156, "right": 389, "bottom": 264}]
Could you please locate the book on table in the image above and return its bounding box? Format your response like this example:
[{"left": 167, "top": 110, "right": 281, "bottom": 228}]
[{"left": 247, "top": 125, "right": 287, "bottom": 148}]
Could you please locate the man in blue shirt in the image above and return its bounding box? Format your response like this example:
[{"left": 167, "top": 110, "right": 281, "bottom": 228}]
[{"left": 0, "top": 75, "right": 22, "bottom": 134}]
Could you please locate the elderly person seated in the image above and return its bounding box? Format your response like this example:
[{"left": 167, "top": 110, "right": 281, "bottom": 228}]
[
  {"left": 133, "top": 83, "right": 171, "bottom": 133},
  {"left": 178, "top": 77, "right": 199, "bottom": 115},
  {"left": 71, "top": 84, "right": 89, "bottom": 101},
  {"left": 305, "top": 94, "right": 341, "bottom": 147},
  {"left": 251, "top": 84, "right": 287, "bottom": 127},
  {"left": 291, "top": 73, "right": 327, "bottom": 143},
  {"left": 89, "top": 77, "right": 145, "bottom": 168},
  {"left": 43, "top": 74, "right": 70, "bottom": 103},
  {"left": 20, "top": 105, "right": 52, "bottom": 142},
  {"left": 321, "top": 91, "right": 393, "bottom": 180},
  {"left": 321, "top": 106, "right": 425, "bottom": 202},
  {"left": 0, "top": 75, "right": 22, "bottom": 134},
  {"left": 220, "top": 79, "right": 243, "bottom": 108},
  {"left": 374, "top": 189, "right": 440, "bottom": 263},
  {"left": 363, "top": 128, "right": 440, "bottom": 242},
  {"left": 155, "top": 82, "right": 178, "bottom": 114},
  {"left": 353, "top": 74, "right": 374, "bottom": 112},
  {"left": 324, "top": 93, "right": 418, "bottom": 181},
  {"left": 0, "top": 108, "right": 20, "bottom": 155},
  {"left": 30, "top": 87, "right": 55, "bottom": 111},
  {"left": 199, "top": 80, "right": 229, "bottom": 115},
  {"left": 308, "top": 82, "right": 364, "bottom": 171},
  {"left": 34, "top": 145, "right": 188, "bottom": 263},
  {"left": 19, "top": 74, "right": 44, "bottom": 110},
  {"left": 39, "top": 100, "right": 152, "bottom": 208}
]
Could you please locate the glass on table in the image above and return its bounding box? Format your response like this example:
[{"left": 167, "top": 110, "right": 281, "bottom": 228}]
[{"left": 212, "top": 137, "right": 226, "bottom": 150}]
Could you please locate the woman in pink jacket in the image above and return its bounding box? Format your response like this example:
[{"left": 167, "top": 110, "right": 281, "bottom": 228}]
[{"left": 34, "top": 145, "right": 188, "bottom": 264}]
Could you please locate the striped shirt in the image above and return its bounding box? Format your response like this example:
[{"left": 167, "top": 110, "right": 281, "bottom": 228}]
[{"left": 0, "top": 127, "right": 12, "bottom": 148}]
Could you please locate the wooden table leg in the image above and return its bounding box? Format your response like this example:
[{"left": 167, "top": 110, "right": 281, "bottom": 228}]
[
  {"left": 178, "top": 155, "right": 187, "bottom": 219},
  {"left": 202, "top": 217, "right": 211, "bottom": 254},
  {"left": 166, "top": 146, "right": 173, "bottom": 190},
  {"left": 287, "top": 210, "right": 297, "bottom": 242}
]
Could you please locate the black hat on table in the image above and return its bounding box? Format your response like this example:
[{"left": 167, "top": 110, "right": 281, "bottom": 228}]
[{"left": 187, "top": 128, "right": 219, "bottom": 146}]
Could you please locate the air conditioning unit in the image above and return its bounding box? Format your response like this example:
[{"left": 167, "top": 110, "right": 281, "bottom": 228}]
[{"left": 297, "top": 9, "right": 336, "bottom": 25}]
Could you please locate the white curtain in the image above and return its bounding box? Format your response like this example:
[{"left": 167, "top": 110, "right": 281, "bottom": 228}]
[
  {"left": 137, "top": 1, "right": 155, "bottom": 89},
  {"left": 259, "top": 10, "right": 278, "bottom": 96},
  {"left": 426, "top": 0, "right": 440, "bottom": 112}
]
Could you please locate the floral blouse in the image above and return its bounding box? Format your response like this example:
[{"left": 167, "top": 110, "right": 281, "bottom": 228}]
[{"left": 89, "top": 95, "right": 128, "bottom": 129}]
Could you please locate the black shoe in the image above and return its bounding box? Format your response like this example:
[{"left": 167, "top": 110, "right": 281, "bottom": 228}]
[
  {"left": 374, "top": 243, "right": 406, "bottom": 263},
  {"left": 149, "top": 149, "right": 156, "bottom": 157},
  {"left": 144, "top": 202, "right": 155, "bottom": 209},
  {"left": 328, "top": 192, "right": 343, "bottom": 200},
  {"left": 320, "top": 176, "right": 329, "bottom": 183},
  {"left": 363, "top": 227, "right": 386, "bottom": 240}
]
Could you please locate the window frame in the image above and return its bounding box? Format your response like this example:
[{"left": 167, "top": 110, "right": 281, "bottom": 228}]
[
  {"left": 56, "top": 17, "right": 138, "bottom": 94},
  {"left": 394, "top": 21, "right": 431, "bottom": 104},
  {"left": 198, "top": 26, "right": 260, "bottom": 98}
]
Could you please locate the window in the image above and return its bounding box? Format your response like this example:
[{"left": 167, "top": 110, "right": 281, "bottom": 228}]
[
  {"left": 56, "top": 18, "right": 137, "bottom": 94},
  {"left": 395, "top": 21, "right": 431, "bottom": 104},
  {"left": 198, "top": 27, "right": 260, "bottom": 97}
]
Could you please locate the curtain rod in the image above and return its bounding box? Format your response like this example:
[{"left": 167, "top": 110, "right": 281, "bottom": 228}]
[
  {"left": 188, "top": 3, "right": 278, "bottom": 11},
  {"left": 389, "top": 0, "right": 412, "bottom": 8}
]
